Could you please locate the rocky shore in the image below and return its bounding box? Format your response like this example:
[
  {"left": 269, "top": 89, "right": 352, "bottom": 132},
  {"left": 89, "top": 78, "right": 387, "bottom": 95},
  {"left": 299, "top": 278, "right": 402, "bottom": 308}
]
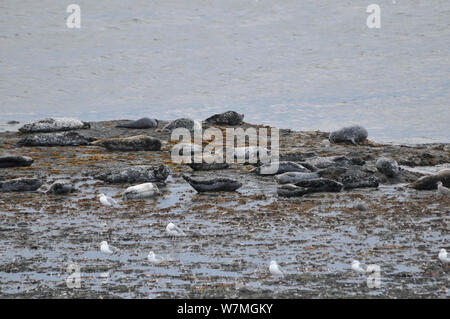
[{"left": 0, "top": 114, "right": 448, "bottom": 298}]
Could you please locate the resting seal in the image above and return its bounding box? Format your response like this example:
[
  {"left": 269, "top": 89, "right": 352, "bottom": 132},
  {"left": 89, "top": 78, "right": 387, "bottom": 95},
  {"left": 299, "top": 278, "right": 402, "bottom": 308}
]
[{"left": 182, "top": 174, "right": 242, "bottom": 192}]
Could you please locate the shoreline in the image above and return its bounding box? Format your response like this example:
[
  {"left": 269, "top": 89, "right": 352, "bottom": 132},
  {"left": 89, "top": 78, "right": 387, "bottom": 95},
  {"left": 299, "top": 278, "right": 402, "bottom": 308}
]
[{"left": 0, "top": 118, "right": 449, "bottom": 298}]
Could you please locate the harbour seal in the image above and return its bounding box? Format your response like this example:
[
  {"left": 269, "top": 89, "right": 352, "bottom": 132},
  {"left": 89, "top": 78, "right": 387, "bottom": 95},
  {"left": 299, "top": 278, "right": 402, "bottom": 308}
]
[
  {"left": 46, "top": 180, "right": 75, "bottom": 195},
  {"left": 275, "top": 172, "right": 320, "bottom": 184},
  {"left": 19, "top": 118, "right": 90, "bottom": 133},
  {"left": 277, "top": 184, "right": 308, "bottom": 197},
  {"left": 409, "top": 169, "right": 450, "bottom": 190},
  {"left": 329, "top": 126, "right": 368, "bottom": 145},
  {"left": 116, "top": 117, "right": 158, "bottom": 129},
  {"left": 93, "top": 135, "right": 162, "bottom": 151},
  {"left": 205, "top": 111, "right": 244, "bottom": 125},
  {"left": 163, "top": 118, "right": 201, "bottom": 131},
  {"left": 95, "top": 164, "right": 170, "bottom": 183},
  {"left": 182, "top": 174, "right": 242, "bottom": 192},
  {"left": 294, "top": 178, "right": 343, "bottom": 193},
  {"left": 122, "top": 182, "right": 160, "bottom": 199},
  {"left": 252, "top": 161, "right": 310, "bottom": 176},
  {"left": 17, "top": 131, "right": 93, "bottom": 147},
  {"left": 0, "top": 155, "right": 34, "bottom": 168},
  {"left": 376, "top": 157, "right": 400, "bottom": 178}
]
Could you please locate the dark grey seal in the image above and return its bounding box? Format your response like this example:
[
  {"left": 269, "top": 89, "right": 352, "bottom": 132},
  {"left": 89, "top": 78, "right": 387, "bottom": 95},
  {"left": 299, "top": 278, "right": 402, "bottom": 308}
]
[
  {"left": 187, "top": 163, "right": 229, "bottom": 171},
  {"left": 329, "top": 126, "right": 368, "bottom": 144},
  {"left": 0, "top": 178, "right": 42, "bottom": 192},
  {"left": 163, "top": 118, "right": 199, "bottom": 131},
  {"left": 47, "top": 180, "right": 75, "bottom": 195},
  {"left": 252, "top": 161, "right": 310, "bottom": 176},
  {"left": 376, "top": 157, "right": 400, "bottom": 178},
  {"left": 96, "top": 165, "right": 170, "bottom": 183},
  {"left": 94, "top": 135, "right": 161, "bottom": 151},
  {"left": 294, "top": 178, "right": 343, "bottom": 194},
  {"left": 277, "top": 184, "right": 308, "bottom": 197},
  {"left": 318, "top": 166, "right": 379, "bottom": 190},
  {"left": 182, "top": 174, "right": 242, "bottom": 192},
  {"left": 0, "top": 155, "right": 34, "bottom": 168},
  {"left": 116, "top": 117, "right": 158, "bottom": 129},
  {"left": 205, "top": 111, "right": 244, "bottom": 125},
  {"left": 18, "top": 132, "right": 93, "bottom": 147}
]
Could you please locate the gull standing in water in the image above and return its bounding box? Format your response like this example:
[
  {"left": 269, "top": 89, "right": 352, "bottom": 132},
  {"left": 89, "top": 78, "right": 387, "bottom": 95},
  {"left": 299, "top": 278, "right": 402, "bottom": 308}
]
[
  {"left": 99, "top": 241, "right": 119, "bottom": 255},
  {"left": 437, "top": 181, "right": 450, "bottom": 196},
  {"left": 166, "top": 222, "right": 186, "bottom": 237},
  {"left": 351, "top": 260, "right": 367, "bottom": 273},
  {"left": 438, "top": 249, "right": 450, "bottom": 263},
  {"left": 148, "top": 251, "right": 164, "bottom": 264},
  {"left": 99, "top": 193, "right": 118, "bottom": 207},
  {"left": 269, "top": 260, "right": 284, "bottom": 277}
]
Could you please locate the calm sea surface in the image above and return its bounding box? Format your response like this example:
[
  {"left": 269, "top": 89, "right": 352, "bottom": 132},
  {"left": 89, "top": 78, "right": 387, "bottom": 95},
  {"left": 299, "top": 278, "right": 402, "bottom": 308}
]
[{"left": 1, "top": 0, "right": 449, "bottom": 143}]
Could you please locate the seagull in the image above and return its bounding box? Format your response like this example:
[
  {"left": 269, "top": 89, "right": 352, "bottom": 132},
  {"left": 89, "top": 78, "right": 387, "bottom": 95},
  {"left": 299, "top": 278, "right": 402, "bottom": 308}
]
[
  {"left": 269, "top": 260, "right": 284, "bottom": 277},
  {"left": 166, "top": 222, "right": 186, "bottom": 237},
  {"left": 437, "top": 181, "right": 450, "bottom": 196},
  {"left": 351, "top": 260, "right": 367, "bottom": 273},
  {"left": 99, "top": 193, "right": 118, "bottom": 207},
  {"left": 438, "top": 249, "right": 450, "bottom": 263},
  {"left": 99, "top": 241, "right": 119, "bottom": 255},
  {"left": 147, "top": 251, "right": 164, "bottom": 264}
]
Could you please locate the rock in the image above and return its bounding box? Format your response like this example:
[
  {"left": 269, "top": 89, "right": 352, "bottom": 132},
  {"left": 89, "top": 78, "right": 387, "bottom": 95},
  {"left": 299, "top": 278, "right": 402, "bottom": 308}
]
[
  {"left": 47, "top": 180, "right": 75, "bottom": 195},
  {"left": 18, "top": 132, "right": 93, "bottom": 147},
  {"left": 122, "top": 183, "right": 160, "bottom": 199},
  {"left": 275, "top": 172, "right": 320, "bottom": 184},
  {"left": 329, "top": 125, "right": 368, "bottom": 144},
  {"left": 205, "top": 111, "right": 244, "bottom": 125},
  {"left": 94, "top": 135, "right": 162, "bottom": 151},
  {"left": 252, "top": 161, "right": 310, "bottom": 176},
  {"left": 294, "top": 178, "right": 343, "bottom": 194},
  {"left": 163, "top": 118, "right": 200, "bottom": 131},
  {"left": 116, "top": 117, "right": 158, "bottom": 129},
  {"left": 96, "top": 165, "right": 170, "bottom": 183},
  {"left": 376, "top": 157, "right": 400, "bottom": 177},
  {"left": 19, "top": 118, "right": 90, "bottom": 133},
  {"left": 409, "top": 169, "right": 450, "bottom": 190},
  {"left": 0, "top": 178, "right": 42, "bottom": 192},
  {"left": 182, "top": 174, "right": 242, "bottom": 192},
  {"left": 0, "top": 155, "right": 34, "bottom": 168},
  {"left": 277, "top": 184, "right": 308, "bottom": 197},
  {"left": 355, "top": 202, "right": 368, "bottom": 211},
  {"left": 187, "top": 162, "right": 229, "bottom": 171}
]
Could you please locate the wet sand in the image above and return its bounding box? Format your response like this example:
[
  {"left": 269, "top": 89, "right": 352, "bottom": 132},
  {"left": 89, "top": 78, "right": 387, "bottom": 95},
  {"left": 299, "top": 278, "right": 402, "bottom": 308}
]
[{"left": 0, "top": 120, "right": 449, "bottom": 298}]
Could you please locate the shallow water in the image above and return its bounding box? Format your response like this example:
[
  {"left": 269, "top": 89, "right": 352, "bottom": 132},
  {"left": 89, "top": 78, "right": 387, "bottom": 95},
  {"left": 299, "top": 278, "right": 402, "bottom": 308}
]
[{"left": 1, "top": 0, "right": 450, "bottom": 143}]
